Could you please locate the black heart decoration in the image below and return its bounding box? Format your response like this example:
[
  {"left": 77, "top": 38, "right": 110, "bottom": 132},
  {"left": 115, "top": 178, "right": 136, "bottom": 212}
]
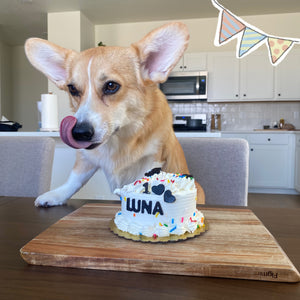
[
  {"left": 164, "top": 190, "right": 176, "bottom": 203},
  {"left": 151, "top": 184, "right": 165, "bottom": 195},
  {"left": 145, "top": 167, "right": 162, "bottom": 177}
]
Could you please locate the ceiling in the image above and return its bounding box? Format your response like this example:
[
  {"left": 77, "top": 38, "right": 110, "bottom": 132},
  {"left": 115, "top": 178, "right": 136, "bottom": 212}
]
[{"left": 1, "top": 0, "right": 300, "bottom": 46}]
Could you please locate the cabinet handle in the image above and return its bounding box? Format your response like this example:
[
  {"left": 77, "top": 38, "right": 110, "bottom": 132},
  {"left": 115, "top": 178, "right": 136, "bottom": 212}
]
[
  {"left": 184, "top": 66, "right": 187, "bottom": 69},
  {"left": 268, "top": 138, "right": 271, "bottom": 141},
  {"left": 235, "top": 94, "right": 239, "bottom": 97},
  {"left": 180, "top": 66, "right": 183, "bottom": 69},
  {"left": 243, "top": 94, "right": 246, "bottom": 97},
  {"left": 251, "top": 148, "right": 254, "bottom": 151},
  {"left": 278, "top": 93, "right": 281, "bottom": 96}
]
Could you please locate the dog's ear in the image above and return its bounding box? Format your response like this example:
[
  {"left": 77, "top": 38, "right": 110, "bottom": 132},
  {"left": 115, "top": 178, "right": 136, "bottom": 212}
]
[
  {"left": 25, "top": 38, "right": 76, "bottom": 89},
  {"left": 132, "top": 22, "right": 189, "bottom": 83}
]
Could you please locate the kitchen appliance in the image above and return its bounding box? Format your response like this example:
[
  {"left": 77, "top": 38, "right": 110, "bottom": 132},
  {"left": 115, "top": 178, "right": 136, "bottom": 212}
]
[
  {"left": 159, "top": 71, "right": 208, "bottom": 101},
  {"left": 173, "top": 113, "right": 207, "bottom": 131}
]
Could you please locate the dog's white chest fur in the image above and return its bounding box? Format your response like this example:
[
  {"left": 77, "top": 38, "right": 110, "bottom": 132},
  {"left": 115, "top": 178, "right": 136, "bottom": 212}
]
[{"left": 81, "top": 134, "right": 162, "bottom": 191}]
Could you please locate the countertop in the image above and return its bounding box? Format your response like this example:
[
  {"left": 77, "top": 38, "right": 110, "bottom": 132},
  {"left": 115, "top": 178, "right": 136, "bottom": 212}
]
[
  {"left": 0, "top": 130, "right": 299, "bottom": 138},
  {"left": 0, "top": 131, "right": 222, "bottom": 138}
]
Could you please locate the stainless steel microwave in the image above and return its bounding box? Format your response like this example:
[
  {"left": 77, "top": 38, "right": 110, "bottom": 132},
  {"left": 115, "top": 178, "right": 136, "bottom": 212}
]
[{"left": 159, "top": 71, "right": 208, "bottom": 101}]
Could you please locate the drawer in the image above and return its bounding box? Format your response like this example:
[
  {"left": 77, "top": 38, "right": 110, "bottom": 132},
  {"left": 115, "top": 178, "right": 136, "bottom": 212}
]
[
  {"left": 296, "top": 135, "right": 300, "bottom": 147},
  {"left": 248, "top": 134, "right": 289, "bottom": 145}
]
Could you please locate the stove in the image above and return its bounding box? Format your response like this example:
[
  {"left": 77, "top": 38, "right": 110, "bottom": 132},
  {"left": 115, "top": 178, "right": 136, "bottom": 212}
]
[{"left": 173, "top": 113, "right": 207, "bottom": 131}]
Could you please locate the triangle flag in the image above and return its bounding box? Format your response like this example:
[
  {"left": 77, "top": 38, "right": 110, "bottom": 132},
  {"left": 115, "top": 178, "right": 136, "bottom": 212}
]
[
  {"left": 219, "top": 10, "right": 245, "bottom": 44},
  {"left": 267, "top": 37, "right": 294, "bottom": 65},
  {"left": 238, "top": 27, "right": 266, "bottom": 57}
]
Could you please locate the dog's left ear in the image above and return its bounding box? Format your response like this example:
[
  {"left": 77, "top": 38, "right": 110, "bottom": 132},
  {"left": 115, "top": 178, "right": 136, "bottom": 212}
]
[{"left": 132, "top": 22, "right": 189, "bottom": 83}]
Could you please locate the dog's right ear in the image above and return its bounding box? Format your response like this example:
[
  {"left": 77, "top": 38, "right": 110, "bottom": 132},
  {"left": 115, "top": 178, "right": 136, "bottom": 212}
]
[
  {"left": 25, "top": 38, "right": 75, "bottom": 89},
  {"left": 132, "top": 22, "right": 189, "bottom": 84}
]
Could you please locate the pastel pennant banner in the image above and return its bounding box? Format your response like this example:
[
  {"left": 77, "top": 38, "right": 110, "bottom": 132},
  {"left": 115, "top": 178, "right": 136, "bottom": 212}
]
[{"left": 212, "top": 0, "right": 300, "bottom": 66}]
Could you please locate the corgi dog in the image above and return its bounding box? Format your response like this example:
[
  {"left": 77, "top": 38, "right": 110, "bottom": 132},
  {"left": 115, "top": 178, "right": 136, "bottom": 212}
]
[{"left": 25, "top": 22, "right": 205, "bottom": 207}]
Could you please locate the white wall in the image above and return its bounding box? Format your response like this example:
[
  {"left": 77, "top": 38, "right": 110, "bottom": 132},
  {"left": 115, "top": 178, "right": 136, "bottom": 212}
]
[
  {"left": 95, "top": 13, "right": 300, "bottom": 52},
  {"left": 0, "top": 41, "right": 12, "bottom": 118},
  {"left": 11, "top": 46, "right": 47, "bottom": 131}
]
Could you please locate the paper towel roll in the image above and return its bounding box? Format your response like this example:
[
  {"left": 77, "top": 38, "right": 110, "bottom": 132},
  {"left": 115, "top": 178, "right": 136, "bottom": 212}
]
[{"left": 41, "top": 93, "right": 59, "bottom": 131}]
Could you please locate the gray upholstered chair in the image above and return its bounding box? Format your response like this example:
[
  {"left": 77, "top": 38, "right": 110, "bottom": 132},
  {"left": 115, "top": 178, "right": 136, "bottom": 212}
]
[
  {"left": 0, "top": 137, "right": 55, "bottom": 197},
  {"left": 178, "top": 137, "right": 249, "bottom": 206}
]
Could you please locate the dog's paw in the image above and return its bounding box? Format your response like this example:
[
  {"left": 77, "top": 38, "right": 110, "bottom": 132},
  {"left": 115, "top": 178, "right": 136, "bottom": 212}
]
[{"left": 35, "top": 191, "right": 68, "bottom": 207}]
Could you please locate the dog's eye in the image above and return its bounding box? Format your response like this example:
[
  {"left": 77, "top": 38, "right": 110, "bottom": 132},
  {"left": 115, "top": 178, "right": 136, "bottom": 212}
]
[
  {"left": 103, "top": 81, "right": 120, "bottom": 95},
  {"left": 67, "top": 84, "right": 80, "bottom": 97}
]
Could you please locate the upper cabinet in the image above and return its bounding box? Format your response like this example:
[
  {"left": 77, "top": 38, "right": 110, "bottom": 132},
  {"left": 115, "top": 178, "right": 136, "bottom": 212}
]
[
  {"left": 207, "top": 50, "right": 300, "bottom": 102},
  {"left": 168, "top": 50, "right": 300, "bottom": 102},
  {"left": 275, "top": 49, "right": 300, "bottom": 100},
  {"left": 207, "top": 52, "right": 239, "bottom": 101},
  {"left": 173, "top": 53, "right": 207, "bottom": 72},
  {"left": 239, "top": 52, "right": 274, "bottom": 101}
]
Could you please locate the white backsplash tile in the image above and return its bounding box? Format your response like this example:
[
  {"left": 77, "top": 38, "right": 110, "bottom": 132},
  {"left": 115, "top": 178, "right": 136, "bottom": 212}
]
[{"left": 169, "top": 102, "right": 300, "bottom": 131}]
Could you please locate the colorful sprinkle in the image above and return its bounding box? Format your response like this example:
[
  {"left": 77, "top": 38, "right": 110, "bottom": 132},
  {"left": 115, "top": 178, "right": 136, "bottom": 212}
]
[
  {"left": 155, "top": 212, "right": 160, "bottom": 218},
  {"left": 118, "top": 212, "right": 122, "bottom": 215},
  {"left": 164, "top": 224, "right": 168, "bottom": 227},
  {"left": 172, "top": 218, "right": 174, "bottom": 224},
  {"left": 201, "top": 217, "right": 204, "bottom": 223},
  {"left": 193, "top": 212, "right": 196, "bottom": 217},
  {"left": 181, "top": 217, "right": 184, "bottom": 223},
  {"left": 159, "top": 222, "right": 163, "bottom": 226},
  {"left": 153, "top": 234, "right": 158, "bottom": 239},
  {"left": 133, "top": 213, "right": 136, "bottom": 217},
  {"left": 124, "top": 197, "right": 127, "bottom": 202},
  {"left": 190, "top": 217, "right": 197, "bottom": 223},
  {"left": 170, "top": 226, "right": 177, "bottom": 233}
]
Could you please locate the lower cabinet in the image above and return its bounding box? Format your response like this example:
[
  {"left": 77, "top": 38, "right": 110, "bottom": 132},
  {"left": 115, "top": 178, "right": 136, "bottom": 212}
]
[{"left": 222, "top": 132, "right": 296, "bottom": 193}]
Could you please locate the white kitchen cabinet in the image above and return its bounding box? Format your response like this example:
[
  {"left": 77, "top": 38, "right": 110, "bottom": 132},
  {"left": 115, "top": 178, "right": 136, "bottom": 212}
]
[
  {"left": 248, "top": 134, "right": 295, "bottom": 189},
  {"left": 295, "top": 134, "right": 300, "bottom": 192},
  {"left": 207, "top": 52, "right": 239, "bottom": 101},
  {"left": 275, "top": 49, "right": 300, "bottom": 100},
  {"left": 221, "top": 132, "right": 296, "bottom": 193},
  {"left": 173, "top": 52, "right": 207, "bottom": 72},
  {"left": 239, "top": 52, "right": 274, "bottom": 101},
  {"left": 207, "top": 52, "right": 274, "bottom": 102}
]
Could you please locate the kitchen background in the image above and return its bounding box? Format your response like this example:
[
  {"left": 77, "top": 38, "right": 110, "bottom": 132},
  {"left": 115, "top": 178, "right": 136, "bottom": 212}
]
[{"left": 0, "top": 10, "right": 300, "bottom": 131}]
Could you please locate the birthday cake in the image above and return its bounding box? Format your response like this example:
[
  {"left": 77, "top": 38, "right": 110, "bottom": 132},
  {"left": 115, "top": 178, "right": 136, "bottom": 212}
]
[{"left": 110, "top": 168, "right": 206, "bottom": 242}]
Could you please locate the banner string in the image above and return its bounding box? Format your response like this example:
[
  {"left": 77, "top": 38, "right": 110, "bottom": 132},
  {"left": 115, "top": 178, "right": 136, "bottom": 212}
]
[{"left": 211, "top": 0, "right": 300, "bottom": 66}]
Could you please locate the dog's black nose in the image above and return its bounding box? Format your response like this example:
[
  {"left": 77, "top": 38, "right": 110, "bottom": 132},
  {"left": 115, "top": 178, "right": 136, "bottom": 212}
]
[{"left": 72, "top": 122, "right": 94, "bottom": 141}]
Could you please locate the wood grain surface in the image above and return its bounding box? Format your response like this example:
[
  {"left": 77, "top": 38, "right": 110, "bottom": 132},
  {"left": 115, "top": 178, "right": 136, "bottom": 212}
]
[{"left": 20, "top": 203, "right": 300, "bottom": 282}]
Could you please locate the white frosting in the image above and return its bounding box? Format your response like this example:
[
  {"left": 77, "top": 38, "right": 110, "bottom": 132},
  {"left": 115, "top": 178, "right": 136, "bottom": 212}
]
[{"left": 113, "top": 171, "right": 205, "bottom": 238}]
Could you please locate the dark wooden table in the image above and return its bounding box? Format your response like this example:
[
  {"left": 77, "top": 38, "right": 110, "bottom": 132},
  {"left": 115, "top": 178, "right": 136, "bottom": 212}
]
[{"left": 1, "top": 196, "right": 300, "bottom": 300}]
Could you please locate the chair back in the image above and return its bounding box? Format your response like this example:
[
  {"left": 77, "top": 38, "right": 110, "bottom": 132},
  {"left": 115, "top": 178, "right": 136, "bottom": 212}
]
[
  {"left": 178, "top": 137, "right": 249, "bottom": 206},
  {"left": 0, "top": 136, "right": 55, "bottom": 197}
]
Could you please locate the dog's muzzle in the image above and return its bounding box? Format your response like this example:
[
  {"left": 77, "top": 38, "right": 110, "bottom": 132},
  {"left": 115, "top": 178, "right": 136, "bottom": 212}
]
[{"left": 60, "top": 116, "right": 98, "bottom": 149}]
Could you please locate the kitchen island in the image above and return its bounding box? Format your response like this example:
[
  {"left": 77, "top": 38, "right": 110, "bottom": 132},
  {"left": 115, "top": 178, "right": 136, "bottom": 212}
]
[
  {"left": 1, "top": 130, "right": 299, "bottom": 199},
  {"left": 0, "top": 131, "right": 220, "bottom": 200}
]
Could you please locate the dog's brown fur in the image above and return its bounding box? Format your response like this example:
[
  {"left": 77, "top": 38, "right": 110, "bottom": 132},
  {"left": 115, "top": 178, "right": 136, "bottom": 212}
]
[{"left": 25, "top": 22, "right": 205, "bottom": 207}]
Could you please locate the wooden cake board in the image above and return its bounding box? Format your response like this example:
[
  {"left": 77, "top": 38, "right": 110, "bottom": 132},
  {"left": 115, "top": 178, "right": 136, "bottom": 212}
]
[{"left": 20, "top": 203, "right": 300, "bottom": 282}]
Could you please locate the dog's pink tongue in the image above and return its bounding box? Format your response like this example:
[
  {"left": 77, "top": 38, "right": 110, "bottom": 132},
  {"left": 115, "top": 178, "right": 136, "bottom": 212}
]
[{"left": 60, "top": 116, "right": 93, "bottom": 149}]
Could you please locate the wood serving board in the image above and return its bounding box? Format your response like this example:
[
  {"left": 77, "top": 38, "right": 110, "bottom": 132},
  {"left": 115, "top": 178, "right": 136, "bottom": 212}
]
[{"left": 20, "top": 204, "right": 300, "bottom": 282}]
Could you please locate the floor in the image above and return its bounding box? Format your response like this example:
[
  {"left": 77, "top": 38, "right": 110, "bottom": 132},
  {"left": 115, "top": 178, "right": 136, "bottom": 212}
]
[{"left": 248, "top": 193, "right": 300, "bottom": 208}]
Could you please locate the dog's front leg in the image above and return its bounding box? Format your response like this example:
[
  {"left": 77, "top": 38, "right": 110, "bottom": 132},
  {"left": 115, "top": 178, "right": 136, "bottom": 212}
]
[{"left": 35, "top": 152, "right": 98, "bottom": 207}]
